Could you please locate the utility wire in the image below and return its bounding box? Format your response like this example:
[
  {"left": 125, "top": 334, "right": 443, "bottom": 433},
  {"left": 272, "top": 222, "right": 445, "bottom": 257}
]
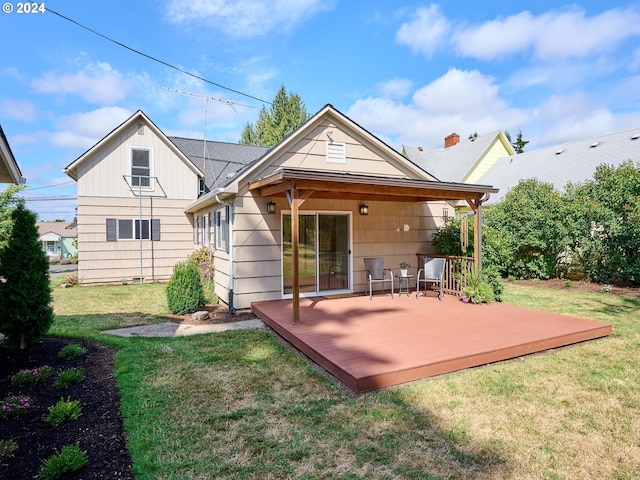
[
  {"left": 46, "top": 8, "right": 272, "bottom": 106},
  {"left": 23, "top": 181, "right": 75, "bottom": 191}
]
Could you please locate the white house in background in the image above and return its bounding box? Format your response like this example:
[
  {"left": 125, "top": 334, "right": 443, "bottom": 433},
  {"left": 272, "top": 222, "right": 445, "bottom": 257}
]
[
  {"left": 65, "top": 105, "right": 498, "bottom": 311},
  {"left": 403, "top": 127, "right": 640, "bottom": 208},
  {"left": 37, "top": 221, "right": 78, "bottom": 258},
  {"left": 0, "top": 124, "right": 23, "bottom": 184}
]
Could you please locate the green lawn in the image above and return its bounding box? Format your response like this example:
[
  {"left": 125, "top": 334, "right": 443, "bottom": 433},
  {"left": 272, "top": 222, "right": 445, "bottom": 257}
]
[{"left": 50, "top": 282, "right": 640, "bottom": 479}]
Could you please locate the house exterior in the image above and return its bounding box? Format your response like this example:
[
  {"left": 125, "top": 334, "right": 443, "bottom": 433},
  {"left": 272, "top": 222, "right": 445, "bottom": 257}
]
[
  {"left": 66, "top": 105, "right": 498, "bottom": 311},
  {"left": 36, "top": 221, "right": 77, "bottom": 258},
  {"left": 403, "top": 127, "right": 640, "bottom": 208},
  {"left": 0, "top": 124, "right": 23, "bottom": 184}
]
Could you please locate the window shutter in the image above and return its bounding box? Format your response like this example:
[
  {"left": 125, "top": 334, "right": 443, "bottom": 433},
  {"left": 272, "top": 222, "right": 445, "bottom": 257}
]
[
  {"left": 151, "top": 219, "right": 160, "bottom": 241},
  {"left": 106, "top": 218, "right": 117, "bottom": 241}
]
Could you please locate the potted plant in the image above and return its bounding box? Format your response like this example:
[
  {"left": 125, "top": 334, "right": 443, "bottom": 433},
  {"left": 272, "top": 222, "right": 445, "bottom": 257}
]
[{"left": 399, "top": 262, "right": 410, "bottom": 277}]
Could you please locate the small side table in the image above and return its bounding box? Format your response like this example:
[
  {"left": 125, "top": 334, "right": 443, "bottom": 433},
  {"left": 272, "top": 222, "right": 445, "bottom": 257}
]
[{"left": 395, "top": 274, "right": 414, "bottom": 297}]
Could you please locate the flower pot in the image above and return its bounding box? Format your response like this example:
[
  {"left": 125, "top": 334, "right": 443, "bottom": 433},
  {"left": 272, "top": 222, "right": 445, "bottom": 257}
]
[{"left": 400, "top": 269, "right": 408, "bottom": 277}]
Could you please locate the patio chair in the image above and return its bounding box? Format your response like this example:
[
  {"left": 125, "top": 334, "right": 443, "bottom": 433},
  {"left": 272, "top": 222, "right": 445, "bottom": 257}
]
[
  {"left": 416, "top": 257, "right": 446, "bottom": 301},
  {"left": 363, "top": 257, "right": 394, "bottom": 300}
]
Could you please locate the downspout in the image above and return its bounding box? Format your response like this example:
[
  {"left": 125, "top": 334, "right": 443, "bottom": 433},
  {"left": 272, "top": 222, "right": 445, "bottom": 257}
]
[{"left": 215, "top": 193, "right": 235, "bottom": 314}]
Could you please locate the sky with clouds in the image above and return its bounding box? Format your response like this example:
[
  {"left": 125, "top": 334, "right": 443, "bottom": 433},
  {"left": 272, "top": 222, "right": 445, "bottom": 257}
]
[{"left": 2, "top": 0, "right": 640, "bottom": 220}]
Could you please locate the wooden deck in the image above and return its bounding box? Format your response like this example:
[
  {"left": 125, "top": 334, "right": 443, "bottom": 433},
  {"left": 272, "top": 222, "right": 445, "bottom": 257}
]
[{"left": 251, "top": 292, "right": 612, "bottom": 393}]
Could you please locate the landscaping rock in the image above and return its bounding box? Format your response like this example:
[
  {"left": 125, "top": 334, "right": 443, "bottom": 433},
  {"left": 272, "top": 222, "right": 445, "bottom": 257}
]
[{"left": 191, "top": 311, "right": 209, "bottom": 322}]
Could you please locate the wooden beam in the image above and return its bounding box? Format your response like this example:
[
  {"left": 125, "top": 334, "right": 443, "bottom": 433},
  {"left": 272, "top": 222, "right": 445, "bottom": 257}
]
[{"left": 286, "top": 184, "right": 313, "bottom": 324}]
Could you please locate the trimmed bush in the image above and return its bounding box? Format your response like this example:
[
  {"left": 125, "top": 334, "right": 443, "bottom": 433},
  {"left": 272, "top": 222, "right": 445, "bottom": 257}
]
[
  {"left": 166, "top": 260, "right": 204, "bottom": 315},
  {"left": 57, "top": 344, "right": 87, "bottom": 361},
  {"left": 54, "top": 368, "right": 85, "bottom": 389},
  {"left": 0, "top": 204, "right": 54, "bottom": 349},
  {"left": 44, "top": 397, "right": 82, "bottom": 427},
  {"left": 39, "top": 443, "right": 87, "bottom": 480}
]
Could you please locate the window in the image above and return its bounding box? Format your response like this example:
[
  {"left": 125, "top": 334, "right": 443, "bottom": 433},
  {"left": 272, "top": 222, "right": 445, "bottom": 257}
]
[
  {"left": 215, "top": 206, "right": 229, "bottom": 252},
  {"left": 44, "top": 241, "right": 57, "bottom": 255},
  {"left": 201, "top": 214, "right": 208, "bottom": 246},
  {"left": 107, "top": 218, "right": 160, "bottom": 241},
  {"left": 130, "top": 147, "right": 152, "bottom": 188},
  {"left": 193, "top": 215, "right": 200, "bottom": 244}
]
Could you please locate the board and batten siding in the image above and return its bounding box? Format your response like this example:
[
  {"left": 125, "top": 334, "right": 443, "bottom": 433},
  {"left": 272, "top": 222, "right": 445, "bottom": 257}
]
[
  {"left": 74, "top": 121, "right": 201, "bottom": 285},
  {"left": 76, "top": 122, "right": 198, "bottom": 200}
]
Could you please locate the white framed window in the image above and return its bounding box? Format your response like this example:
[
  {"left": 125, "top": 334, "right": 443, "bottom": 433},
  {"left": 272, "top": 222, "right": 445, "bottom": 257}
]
[
  {"left": 201, "top": 214, "right": 208, "bottom": 246},
  {"left": 193, "top": 215, "right": 200, "bottom": 244},
  {"left": 107, "top": 218, "right": 160, "bottom": 241},
  {"left": 326, "top": 141, "right": 346, "bottom": 164},
  {"left": 44, "top": 241, "right": 57, "bottom": 255},
  {"left": 130, "top": 146, "right": 153, "bottom": 189},
  {"left": 215, "top": 206, "right": 229, "bottom": 252}
]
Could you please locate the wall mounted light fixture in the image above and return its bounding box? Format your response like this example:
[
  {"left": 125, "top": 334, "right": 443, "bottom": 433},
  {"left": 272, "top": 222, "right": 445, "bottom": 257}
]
[
  {"left": 359, "top": 204, "right": 369, "bottom": 216},
  {"left": 267, "top": 201, "right": 276, "bottom": 214}
]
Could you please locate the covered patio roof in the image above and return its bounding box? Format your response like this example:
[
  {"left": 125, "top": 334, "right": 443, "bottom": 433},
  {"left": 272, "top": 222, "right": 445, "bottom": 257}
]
[{"left": 249, "top": 168, "right": 499, "bottom": 323}]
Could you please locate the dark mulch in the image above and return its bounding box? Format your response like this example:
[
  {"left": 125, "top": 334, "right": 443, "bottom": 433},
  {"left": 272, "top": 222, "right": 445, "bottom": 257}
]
[
  {"left": 162, "top": 302, "right": 258, "bottom": 325},
  {"left": 509, "top": 278, "right": 640, "bottom": 297},
  {"left": 0, "top": 338, "right": 132, "bottom": 479}
]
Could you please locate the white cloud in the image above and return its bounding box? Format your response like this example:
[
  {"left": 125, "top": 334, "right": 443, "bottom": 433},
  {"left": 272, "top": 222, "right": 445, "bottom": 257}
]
[
  {"left": 1, "top": 99, "right": 36, "bottom": 122},
  {"left": 376, "top": 79, "right": 414, "bottom": 99},
  {"left": 397, "top": 5, "right": 640, "bottom": 62},
  {"left": 396, "top": 4, "right": 450, "bottom": 58},
  {"left": 347, "top": 68, "right": 527, "bottom": 149},
  {"left": 49, "top": 107, "right": 132, "bottom": 149},
  {"left": 165, "top": 0, "right": 336, "bottom": 38},
  {"left": 31, "top": 63, "right": 131, "bottom": 105}
]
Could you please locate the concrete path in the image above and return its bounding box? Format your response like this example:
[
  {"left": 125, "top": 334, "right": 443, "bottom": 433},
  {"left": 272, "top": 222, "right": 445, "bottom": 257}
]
[{"left": 104, "top": 319, "right": 264, "bottom": 337}]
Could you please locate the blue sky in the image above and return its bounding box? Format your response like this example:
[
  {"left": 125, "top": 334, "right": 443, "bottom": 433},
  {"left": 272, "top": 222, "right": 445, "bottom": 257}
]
[{"left": 2, "top": 0, "right": 640, "bottom": 220}]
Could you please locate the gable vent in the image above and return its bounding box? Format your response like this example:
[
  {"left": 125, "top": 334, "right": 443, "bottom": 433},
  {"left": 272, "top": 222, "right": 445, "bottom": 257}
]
[{"left": 326, "top": 141, "right": 346, "bottom": 164}]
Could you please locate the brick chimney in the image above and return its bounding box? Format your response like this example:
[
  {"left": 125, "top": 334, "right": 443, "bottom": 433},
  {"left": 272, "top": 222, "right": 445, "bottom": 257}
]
[{"left": 444, "top": 133, "right": 460, "bottom": 148}]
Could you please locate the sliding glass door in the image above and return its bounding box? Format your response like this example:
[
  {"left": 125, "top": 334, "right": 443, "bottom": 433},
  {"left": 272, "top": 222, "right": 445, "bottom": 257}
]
[{"left": 282, "top": 212, "right": 351, "bottom": 296}]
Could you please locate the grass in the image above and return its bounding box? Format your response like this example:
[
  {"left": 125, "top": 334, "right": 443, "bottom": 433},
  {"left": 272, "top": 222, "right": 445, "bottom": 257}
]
[{"left": 48, "top": 282, "right": 640, "bottom": 479}]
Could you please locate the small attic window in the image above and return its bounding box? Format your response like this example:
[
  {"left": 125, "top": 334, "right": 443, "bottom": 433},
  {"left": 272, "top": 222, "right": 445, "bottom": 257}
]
[
  {"left": 590, "top": 141, "right": 600, "bottom": 148},
  {"left": 555, "top": 149, "right": 564, "bottom": 155},
  {"left": 326, "top": 141, "right": 346, "bottom": 164}
]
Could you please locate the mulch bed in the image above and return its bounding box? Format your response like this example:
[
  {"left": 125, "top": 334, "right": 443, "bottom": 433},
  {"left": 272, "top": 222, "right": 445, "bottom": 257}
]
[
  {"left": 162, "top": 302, "right": 258, "bottom": 325},
  {"left": 0, "top": 338, "right": 132, "bottom": 479}
]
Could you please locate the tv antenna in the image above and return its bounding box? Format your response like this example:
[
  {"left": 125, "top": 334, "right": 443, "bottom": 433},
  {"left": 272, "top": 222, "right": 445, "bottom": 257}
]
[{"left": 162, "top": 87, "right": 253, "bottom": 187}]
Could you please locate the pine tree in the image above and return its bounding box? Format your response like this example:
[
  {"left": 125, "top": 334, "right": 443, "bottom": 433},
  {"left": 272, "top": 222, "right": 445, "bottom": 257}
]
[
  {"left": 512, "top": 130, "right": 529, "bottom": 154},
  {"left": 240, "top": 85, "right": 309, "bottom": 147},
  {"left": 0, "top": 204, "right": 54, "bottom": 349}
]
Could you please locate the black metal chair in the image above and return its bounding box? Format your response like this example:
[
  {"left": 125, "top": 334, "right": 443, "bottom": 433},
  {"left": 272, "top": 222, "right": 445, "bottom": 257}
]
[
  {"left": 416, "top": 257, "right": 446, "bottom": 301},
  {"left": 363, "top": 257, "right": 394, "bottom": 300}
]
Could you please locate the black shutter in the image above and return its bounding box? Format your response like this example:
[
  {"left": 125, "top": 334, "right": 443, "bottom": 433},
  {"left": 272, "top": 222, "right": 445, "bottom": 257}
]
[
  {"left": 151, "top": 219, "right": 160, "bottom": 241},
  {"left": 106, "top": 218, "right": 117, "bottom": 241}
]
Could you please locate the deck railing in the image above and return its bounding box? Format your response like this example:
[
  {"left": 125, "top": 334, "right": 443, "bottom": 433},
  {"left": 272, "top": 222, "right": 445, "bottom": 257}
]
[{"left": 416, "top": 253, "right": 475, "bottom": 295}]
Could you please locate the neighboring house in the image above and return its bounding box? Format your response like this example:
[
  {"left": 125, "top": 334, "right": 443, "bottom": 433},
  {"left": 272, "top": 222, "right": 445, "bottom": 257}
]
[
  {"left": 404, "top": 127, "right": 640, "bottom": 209},
  {"left": 0, "top": 124, "right": 23, "bottom": 184},
  {"left": 37, "top": 221, "right": 78, "bottom": 258},
  {"left": 65, "top": 105, "right": 498, "bottom": 311}
]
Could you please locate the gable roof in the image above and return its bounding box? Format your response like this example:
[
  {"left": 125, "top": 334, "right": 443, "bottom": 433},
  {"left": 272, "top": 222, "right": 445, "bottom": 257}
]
[
  {"left": 36, "top": 221, "right": 77, "bottom": 238},
  {"left": 477, "top": 127, "right": 640, "bottom": 205},
  {"left": 168, "top": 137, "right": 268, "bottom": 191},
  {"left": 402, "top": 130, "right": 514, "bottom": 183},
  {"left": 0, "top": 124, "right": 23, "bottom": 184},
  {"left": 187, "top": 104, "right": 439, "bottom": 213},
  {"left": 64, "top": 110, "right": 204, "bottom": 181}
]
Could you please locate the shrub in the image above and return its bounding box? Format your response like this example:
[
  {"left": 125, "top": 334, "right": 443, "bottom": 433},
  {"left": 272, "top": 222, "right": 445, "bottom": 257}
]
[
  {"left": 460, "top": 269, "right": 496, "bottom": 304},
  {"left": 54, "top": 368, "right": 85, "bottom": 389},
  {"left": 0, "top": 204, "right": 54, "bottom": 349},
  {"left": 0, "top": 439, "right": 18, "bottom": 466},
  {"left": 44, "top": 397, "right": 82, "bottom": 427},
  {"left": 166, "top": 260, "right": 204, "bottom": 314},
  {"left": 58, "top": 343, "right": 87, "bottom": 361},
  {"left": 11, "top": 366, "right": 53, "bottom": 385},
  {"left": 0, "top": 395, "right": 31, "bottom": 418},
  {"left": 39, "top": 443, "right": 87, "bottom": 480}
]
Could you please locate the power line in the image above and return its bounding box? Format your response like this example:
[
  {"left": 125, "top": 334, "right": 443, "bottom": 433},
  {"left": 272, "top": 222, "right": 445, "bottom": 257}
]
[
  {"left": 23, "top": 181, "right": 75, "bottom": 191},
  {"left": 46, "top": 8, "right": 272, "bottom": 106}
]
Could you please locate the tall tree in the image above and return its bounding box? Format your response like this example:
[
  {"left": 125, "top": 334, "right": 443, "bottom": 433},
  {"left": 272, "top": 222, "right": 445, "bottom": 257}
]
[
  {"left": 0, "top": 204, "right": 54, "bottom": 349},
  {"left": 511, "top": 130, "right": 529, "bottom": 154},
  {"left": 240, "top": 85, "right": 309, "bottom": 147},
  {"left": 0, "top": 184, "right": 25, "bottom": 249}
]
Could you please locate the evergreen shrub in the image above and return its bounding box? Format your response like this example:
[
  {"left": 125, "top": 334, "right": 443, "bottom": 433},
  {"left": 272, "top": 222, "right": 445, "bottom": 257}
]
[{"left": 166, "top": 260, "right": 204, "bottom": 314}]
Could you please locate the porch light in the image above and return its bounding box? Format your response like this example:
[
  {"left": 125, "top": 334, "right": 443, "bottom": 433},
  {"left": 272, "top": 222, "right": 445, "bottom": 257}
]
[
  {"left": 359, "top": 204, "right": 369, "bottom": 216},
  {"left": 267, "top": 201, "right": 277, "bottom": 214}
]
